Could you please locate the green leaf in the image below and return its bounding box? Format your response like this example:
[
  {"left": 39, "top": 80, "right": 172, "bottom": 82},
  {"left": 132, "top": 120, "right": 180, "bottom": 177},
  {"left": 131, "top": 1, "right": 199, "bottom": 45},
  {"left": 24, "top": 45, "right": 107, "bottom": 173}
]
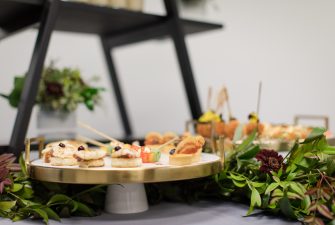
[
  {"left": 286, "top": 172, "right": 297, "bottom": 181},
  {"left": 265, "top": 183, "right": 280, "bottom": 195},
  {"left": 12, "top": 214, "right": 26, "bottom": 222},
  {"left": 71, "top": 200, "right": 78, "bottom": 213},
  {"left": 251, "top": 182, "right": 265, "bottom": 188},
  {"left": 287, "top": 192, "right": 303, "bottom": 200},
  {"left": 11, "top": 183, "right": 23, "bottom": 192},
  {"left": 289, "top": 182, "right": 304, "bottom": 196},
  {"left": 302, "top": 127, "right": 326, "bottom": 144},
  {"left": 232, "top": 179, "right": 247, "bottom": 188},
  {"left": 238, "top": 145, "right": 260, "bottom": 160},
  {"left": 18, "top": 185, "right": 34, "bottom": 199},
  {"left": 47, "top": 194, "right": 72, "bottom": 205},
  {"left": 279, "top": 196, "right": 296, "bottom": 219},
  {"left": 31, "top": 208, "right": 49, "bottom": 224},
  {"left": 233, "top": 124, "right": 244, "bottom": 142},
  {"left": 272, "top": 189, "right": 283, "bottom": 197},
  {"left": 19, "top": 154, "right": 28, "bottom": 177},
  {"left": 322, "top": 146, "right": 335, "bottom": 155},
  {"left": 44, "top": 207, "right": 60, "bottom": 221},
  {"left": 251, "top": 187, "right": 261, "bottom": 207},
  {"left": 0, "top": 201, "right": 16, "bottom": 212},
  {"left": 75, "top": 201, "right": 94, "bottom": 216},
  {"left": 237, "top": 130, "right": 257, "bottom": 151},
  {"left": 304, "top": 152, "right": 319, "bottom": 159},
  {"left": 228, "top": 173, "right": 246, "bottom": 181},
  {"left": 272, "top": 176, "right": 281, "bottom": 184}
]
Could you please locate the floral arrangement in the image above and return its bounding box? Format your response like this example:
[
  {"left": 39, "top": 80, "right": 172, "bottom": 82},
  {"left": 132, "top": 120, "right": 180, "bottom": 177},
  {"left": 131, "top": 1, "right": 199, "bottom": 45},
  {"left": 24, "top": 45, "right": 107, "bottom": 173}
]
[
  {"left": 1, "top": 62, "right": 104, "bottom": 112},
  {"left": 0, "top": 154, "right": 104, "bottom": 223},
  {"left": 147, "top": 128, "right": 335, "bottom": 225}
]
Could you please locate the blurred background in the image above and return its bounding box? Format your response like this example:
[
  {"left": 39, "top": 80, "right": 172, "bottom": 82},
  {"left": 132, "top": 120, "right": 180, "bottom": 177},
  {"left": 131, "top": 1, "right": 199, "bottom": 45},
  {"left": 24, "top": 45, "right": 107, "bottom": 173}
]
[{"left": 1, "top": 0, "right": 335, "bottom": 144}]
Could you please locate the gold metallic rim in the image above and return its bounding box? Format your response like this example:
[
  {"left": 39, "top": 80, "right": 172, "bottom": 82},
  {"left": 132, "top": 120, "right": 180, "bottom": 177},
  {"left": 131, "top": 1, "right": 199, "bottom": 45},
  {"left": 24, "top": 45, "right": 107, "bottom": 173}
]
[
  {"left": 29, "top": 160, "right": 221, "bottom": 184},
  {"left": 25, "top": 137, "right": 222, "bottom": 184}
]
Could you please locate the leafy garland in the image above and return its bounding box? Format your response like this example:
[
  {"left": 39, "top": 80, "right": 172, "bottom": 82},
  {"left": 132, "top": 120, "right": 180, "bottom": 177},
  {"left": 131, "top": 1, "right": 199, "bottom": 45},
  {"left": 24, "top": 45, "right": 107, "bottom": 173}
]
[
  {"left": 147, "top": 128, "right": 335, "bottom": 225},
  {"left": 0, "top": 154, "right": 105, "bottom": 223},
  {"left": 1, "top": 128, "right": 335, "bottom": 224}
]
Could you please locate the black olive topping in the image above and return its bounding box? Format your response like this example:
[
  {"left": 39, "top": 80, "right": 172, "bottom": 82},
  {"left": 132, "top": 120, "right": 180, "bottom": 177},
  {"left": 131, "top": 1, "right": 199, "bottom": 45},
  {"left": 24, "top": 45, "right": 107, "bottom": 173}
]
[{"left": 59, "top": 143, "right": 65, "bottom": 148}]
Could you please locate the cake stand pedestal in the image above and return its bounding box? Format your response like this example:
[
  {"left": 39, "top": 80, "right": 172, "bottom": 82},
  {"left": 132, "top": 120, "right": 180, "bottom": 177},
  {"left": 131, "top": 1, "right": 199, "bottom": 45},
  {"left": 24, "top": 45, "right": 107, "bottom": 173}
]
[{"left": 105, "top": 183, "right": 148, "bottom": 214}]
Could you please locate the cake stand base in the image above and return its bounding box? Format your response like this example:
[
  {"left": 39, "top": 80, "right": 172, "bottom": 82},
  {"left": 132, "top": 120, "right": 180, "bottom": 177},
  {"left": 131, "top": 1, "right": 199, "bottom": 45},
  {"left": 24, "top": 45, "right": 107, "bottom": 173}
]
[{"left": 105, "top": 183, "right": 149, "bottom": 214}]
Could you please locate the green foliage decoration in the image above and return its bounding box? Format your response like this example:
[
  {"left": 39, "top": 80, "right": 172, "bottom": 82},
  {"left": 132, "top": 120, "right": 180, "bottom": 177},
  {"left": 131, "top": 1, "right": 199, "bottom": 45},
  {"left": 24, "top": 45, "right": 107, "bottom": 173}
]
[
  {"left": 146, "top": 128, "right": 335, "bottom": 225},
  {"left": 1, "top": 62, "right": 104, "bottom": 112},
  {"left": 0, "top": 154, "right": 105, "bottom": 224}
]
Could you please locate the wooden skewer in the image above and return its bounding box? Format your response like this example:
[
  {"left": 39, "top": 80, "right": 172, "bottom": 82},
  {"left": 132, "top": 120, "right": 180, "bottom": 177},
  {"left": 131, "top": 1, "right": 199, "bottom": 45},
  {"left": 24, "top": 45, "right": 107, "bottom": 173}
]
[
  {"left": 157, "top": 137, "right": 180, "bottom": 150},
  {"left": 77, "top": 135, "right": 108, "bottom": 148},
  {"left": 78, "top": 121, "right": 122, "bottom": 144},
  {"left": 216, "top": 86, "right": 226, "bottom": 114},
  {"left": 207, "top": 86, "right": 212, "bottom": 111},
  {"left": 224, "top": 87, "right": 233, "bottom": 120}
]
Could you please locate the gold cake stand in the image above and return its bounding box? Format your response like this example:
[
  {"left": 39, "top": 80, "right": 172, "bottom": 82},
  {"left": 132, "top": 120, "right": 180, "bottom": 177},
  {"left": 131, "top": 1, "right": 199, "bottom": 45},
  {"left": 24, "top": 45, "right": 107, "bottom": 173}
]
[{"left": 25, "top": 137, "right": 223, "bottom": 214}]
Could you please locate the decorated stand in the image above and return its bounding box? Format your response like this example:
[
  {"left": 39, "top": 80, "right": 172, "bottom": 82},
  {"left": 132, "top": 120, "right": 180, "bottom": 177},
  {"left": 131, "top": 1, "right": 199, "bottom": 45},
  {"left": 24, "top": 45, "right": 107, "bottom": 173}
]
[{"left": 25, "top": 137, "right": 222, "bottom": 214}]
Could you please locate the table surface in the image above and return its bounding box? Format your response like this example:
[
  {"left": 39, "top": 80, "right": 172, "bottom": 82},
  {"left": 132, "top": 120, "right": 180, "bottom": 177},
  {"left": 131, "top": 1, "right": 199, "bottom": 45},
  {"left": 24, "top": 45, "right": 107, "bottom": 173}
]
[{"left": 0, "top": 201, "right": 299, "bottom": 225}]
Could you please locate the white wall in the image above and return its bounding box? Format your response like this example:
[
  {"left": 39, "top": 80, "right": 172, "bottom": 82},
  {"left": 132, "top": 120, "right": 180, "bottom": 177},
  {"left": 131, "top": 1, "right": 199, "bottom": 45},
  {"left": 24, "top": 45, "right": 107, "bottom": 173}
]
[{"left": 1, "top": 0, "right": 335, "bottom": 145}]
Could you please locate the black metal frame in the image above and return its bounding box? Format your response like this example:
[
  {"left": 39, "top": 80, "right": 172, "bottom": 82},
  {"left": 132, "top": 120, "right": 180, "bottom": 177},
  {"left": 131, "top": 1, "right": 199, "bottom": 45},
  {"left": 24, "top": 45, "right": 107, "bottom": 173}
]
[
  {"left": 8, "top": 0, "right": 60, "bottom": 155},
  {"left": 7, "top": 0, "right": 203, "bottom": 157}
]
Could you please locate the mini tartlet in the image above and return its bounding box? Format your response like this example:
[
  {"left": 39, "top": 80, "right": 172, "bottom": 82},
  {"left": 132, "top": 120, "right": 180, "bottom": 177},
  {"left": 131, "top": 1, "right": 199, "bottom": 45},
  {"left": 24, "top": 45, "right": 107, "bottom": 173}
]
[
  {"left": 42, "top": 142, "right": 79, "bottom": 166},
  {"left": 111, "top": 145, "right": 142, "bottom": 168},
  {"left": 169, "top": 136, "right": 205, "bottom": 166},
  {"left": 74, "top": 148, "right": 106, "bottom": 168}
]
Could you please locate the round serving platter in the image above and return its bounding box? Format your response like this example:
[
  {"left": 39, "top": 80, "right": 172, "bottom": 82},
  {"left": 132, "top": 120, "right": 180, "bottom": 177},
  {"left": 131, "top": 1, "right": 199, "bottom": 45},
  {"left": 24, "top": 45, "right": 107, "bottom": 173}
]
[
  {"left": 28, "top": 153, "right": 222, "bottom": 184},
  {"left": 25, "top": 137, "right": 223, "bottom": 214}
]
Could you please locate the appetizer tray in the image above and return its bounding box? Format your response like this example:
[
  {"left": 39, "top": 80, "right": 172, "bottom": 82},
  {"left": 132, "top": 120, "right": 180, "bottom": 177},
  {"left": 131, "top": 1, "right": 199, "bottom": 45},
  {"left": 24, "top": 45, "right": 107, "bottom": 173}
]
[
  {"left": 28, "top": 153, "right": 221, "bottom": 184},
  {"left": 25, "top": 137, "right": 223, "bottom": 214}
]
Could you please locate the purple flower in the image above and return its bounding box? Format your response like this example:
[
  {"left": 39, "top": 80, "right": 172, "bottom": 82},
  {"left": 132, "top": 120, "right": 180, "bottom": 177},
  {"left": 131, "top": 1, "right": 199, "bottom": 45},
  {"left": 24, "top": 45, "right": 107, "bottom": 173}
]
[
  {"left": 256, "top": 149, "right": 285, "bottom": 174},
  {"left": 0, "top": 154, "right": 16, "bottom": 194},
  {"left": 45, "top": 82, "right": 63, "bottom": 97}
]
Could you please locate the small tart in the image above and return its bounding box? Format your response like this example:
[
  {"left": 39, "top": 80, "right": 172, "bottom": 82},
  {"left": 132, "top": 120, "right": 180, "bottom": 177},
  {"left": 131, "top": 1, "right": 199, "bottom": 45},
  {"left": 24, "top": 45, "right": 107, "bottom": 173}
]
[
  {"left": 111, "top": 147, "right": 142, "bottom": 168},
  {"left": 42, "top": 142, "right": 78, "bottom": 165},
  {"left": 169, "top": 150, "right": 201, "bottom": 166},
  {"left": 74, "top": 149, "right": 106, "bottom": 168}
]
